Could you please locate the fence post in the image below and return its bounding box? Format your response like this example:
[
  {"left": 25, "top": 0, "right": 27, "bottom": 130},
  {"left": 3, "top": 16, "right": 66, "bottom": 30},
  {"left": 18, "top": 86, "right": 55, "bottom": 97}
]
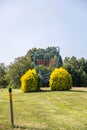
[{"left": 9, "top": 88, "right": 14, "bottom": 128}]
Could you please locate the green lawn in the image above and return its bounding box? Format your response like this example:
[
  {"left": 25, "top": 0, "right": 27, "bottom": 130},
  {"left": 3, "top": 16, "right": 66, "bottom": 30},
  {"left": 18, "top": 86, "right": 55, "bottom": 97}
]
[{"left": 0, "top": 87, "right": 87, "bottom": 130}]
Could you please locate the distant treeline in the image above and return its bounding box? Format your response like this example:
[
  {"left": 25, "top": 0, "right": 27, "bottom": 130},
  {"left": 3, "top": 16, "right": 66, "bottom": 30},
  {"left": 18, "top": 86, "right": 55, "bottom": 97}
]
[{"left": 0, "top": 47, "right": 87, "bottom": 88}]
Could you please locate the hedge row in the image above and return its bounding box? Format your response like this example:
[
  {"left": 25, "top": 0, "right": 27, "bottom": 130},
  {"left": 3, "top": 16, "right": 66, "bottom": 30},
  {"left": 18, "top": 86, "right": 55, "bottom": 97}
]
[{"left": 20, "top": 68, "right": 72, "bottom": 92}]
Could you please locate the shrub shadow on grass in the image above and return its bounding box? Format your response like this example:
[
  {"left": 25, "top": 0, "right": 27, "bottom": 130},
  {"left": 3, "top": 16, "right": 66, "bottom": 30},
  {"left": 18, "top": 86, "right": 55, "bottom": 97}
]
[
  {"left": 40, "top": 87, "right": 87, "bottom": 93},
  {"left": 14, "top": 125, "right": 47, "bottom": 130},
  {"left": 69, "top": 89, "right": 87, "bottom": 93}
]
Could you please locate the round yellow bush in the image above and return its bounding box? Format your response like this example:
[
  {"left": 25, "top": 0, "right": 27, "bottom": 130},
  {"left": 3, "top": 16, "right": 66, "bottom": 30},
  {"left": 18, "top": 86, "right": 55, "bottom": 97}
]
[
  {"left": 20, "top": 69, "right": 39, "bottom": 92},
  {"left": 49, "top": 68, "right": 72, "bottom": 91}
]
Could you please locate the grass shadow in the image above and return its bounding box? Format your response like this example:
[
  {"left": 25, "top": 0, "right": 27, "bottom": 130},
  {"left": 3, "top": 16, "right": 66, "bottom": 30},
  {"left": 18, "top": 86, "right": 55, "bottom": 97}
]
[
  {"left": 14, "top": 125, "right": 47, "bottom": 130},
  {"left": 69, "top": 89, "right": 87, "bottom": 93},
  {"left": 40, "top": 87, "right": 87, "bottom": 93}
]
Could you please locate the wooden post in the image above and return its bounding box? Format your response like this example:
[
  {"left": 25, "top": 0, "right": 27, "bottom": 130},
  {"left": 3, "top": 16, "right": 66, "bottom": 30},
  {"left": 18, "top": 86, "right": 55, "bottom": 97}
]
[{"left": 9, "top": 88, "right": 14, "bottom": 128}]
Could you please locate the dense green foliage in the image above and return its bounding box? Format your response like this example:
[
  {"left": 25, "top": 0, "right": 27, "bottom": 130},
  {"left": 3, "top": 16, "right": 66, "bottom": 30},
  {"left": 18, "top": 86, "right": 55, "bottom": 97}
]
[
  {"left": 26, "top": 48, "right": 38, "bottom": 62},
  {"left": 49, "top": 68, "right": 72, "bottom": 91},
  {"left": 5, "top": 56, "right": 33, "bottom": 88},
  {"left": 21, "top": 69, "right": 39, "bottom": 92},
  {"left": 63, "top": 56, "right": 87, "bottom": 87},
  {"left": 0, "top": 63, "right": 8, "bottom": 88},
  {"left": 0, "top": 47, "right": 87, "bottom": 88}
]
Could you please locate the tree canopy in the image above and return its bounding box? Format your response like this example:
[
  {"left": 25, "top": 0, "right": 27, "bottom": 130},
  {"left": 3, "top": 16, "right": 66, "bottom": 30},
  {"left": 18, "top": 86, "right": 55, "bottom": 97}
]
[
  {"left": 5, "top": 56, "right": 33, "bottom": 88},
  {"left": 0, "top": 47, "right": 87, "bottom": 88},
  {"left": 0, "top": 63, "right": 7, "bottom": 88},
  {"left": 63, "top": 56, "right": 87, "bottom": 87}
]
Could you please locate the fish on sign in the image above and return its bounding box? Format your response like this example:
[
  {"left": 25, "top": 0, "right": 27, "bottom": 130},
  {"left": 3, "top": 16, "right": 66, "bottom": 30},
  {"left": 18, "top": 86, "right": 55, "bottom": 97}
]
[
  {"left": 34, "top": 46, "right": 60, "bottom": 68},
  {"left": 34, "top": 46, "right": 60, "bottom": 84}
]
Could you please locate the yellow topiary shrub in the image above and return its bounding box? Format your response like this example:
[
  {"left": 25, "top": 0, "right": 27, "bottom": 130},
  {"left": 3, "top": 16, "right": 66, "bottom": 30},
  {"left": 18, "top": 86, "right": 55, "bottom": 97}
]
[
  {"left": 49, "top": 68, "right": 72, "bottom": 91},
  {"left": 20, "top": 69, "right": 39, "bottom": 92}
]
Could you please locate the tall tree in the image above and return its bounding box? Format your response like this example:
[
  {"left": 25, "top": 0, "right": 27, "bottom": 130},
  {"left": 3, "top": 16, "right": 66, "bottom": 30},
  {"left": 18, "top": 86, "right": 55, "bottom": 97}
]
[
  {"left": 6, "top": 56, "right": 33, "bottom": 88},
  {"left": 63, "top": 56, "right": 87, "bottom": 87},
  {"left": 0, "top": 63, "right": 7, "bottom": 88},
  {"left": 26, "top": 48, "right": 38, "bottom": 61}
]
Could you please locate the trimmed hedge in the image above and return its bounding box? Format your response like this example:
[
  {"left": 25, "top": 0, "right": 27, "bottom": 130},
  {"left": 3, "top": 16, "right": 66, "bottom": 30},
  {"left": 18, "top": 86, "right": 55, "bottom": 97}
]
[
  {"left": 49, "top": 68, "right": 72, "bottom": 91},
  {"left": 20, "top": 69, "right": 39, "bottom": 92}
]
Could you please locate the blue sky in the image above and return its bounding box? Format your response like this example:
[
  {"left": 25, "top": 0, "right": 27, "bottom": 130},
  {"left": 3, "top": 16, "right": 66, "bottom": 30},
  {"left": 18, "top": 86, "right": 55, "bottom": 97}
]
[{"left": 0, "top": 0, "right": 87, "bottom": 65}]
